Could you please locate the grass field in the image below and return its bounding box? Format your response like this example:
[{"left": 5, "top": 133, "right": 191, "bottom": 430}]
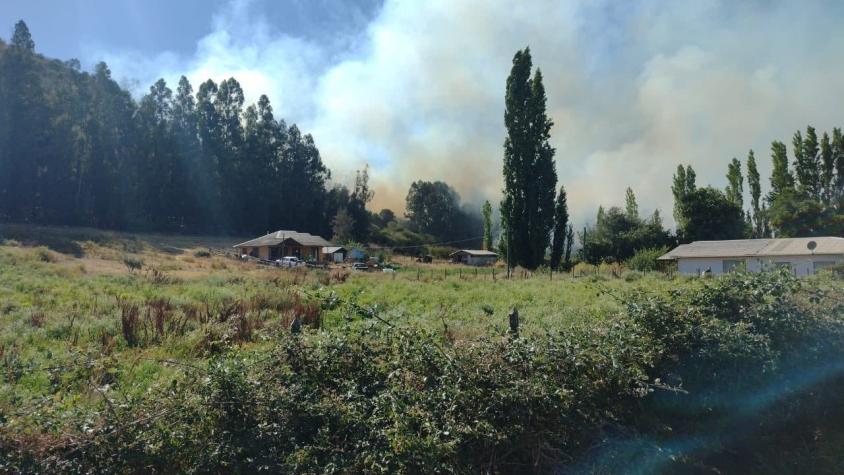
[
  {"left": 0, "top": 225, "right": 674, "bottom": 419},
  {"left": 2, "top": 224, "right": 843, "bottom": 472}
]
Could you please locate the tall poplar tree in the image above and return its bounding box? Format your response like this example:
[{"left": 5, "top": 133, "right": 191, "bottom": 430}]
[
  {"left": 820, "top": 132, "right": 834, "bottom": 204},
  {"left": 501, "top": 48, "right": 557, "bottom": 269},
  {"left": 746, "top": 150, "right": 762, "bottom": 236},
  {"left": 564, "top": 224, "right": 574, "bottom": 270},
  {"left": 550, "top": 186, "right": 568, "bottom": 270},
  {"left": 725, "top": 158, "right": 743, "bottom": 208},
  {"left": 481, "top": 200, "right": 493, "bottom": 251},
  {"left": 768, "top": 140, "right": 793, "bottom": 202},
  {"left": 793, "top": 127, "right": 821, "bottom": 199},
  {"left": 624, "top": 187, "right": 638, "bottom": 220},
  {"left": 834, "top": 128, "right": 844, "bottom": 199},
  {"left": 671, "top": 164, "right": 696, "bottom": 234}
]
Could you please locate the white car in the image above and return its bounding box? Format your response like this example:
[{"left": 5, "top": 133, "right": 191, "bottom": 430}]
[{"left": 277, "top": 256, "right": 303, "bottom": 268}]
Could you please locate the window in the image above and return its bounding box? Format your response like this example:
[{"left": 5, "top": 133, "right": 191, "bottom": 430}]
[{"left": 722, "top": 260, "right": 744, "bottom": 273}]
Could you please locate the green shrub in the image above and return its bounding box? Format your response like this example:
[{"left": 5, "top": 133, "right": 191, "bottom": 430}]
[
  {"left": 122, "top": 255, "right": 144, "bottom": 272},
  {"left": 626, "top": 246, "right": 669, "bottom": 272},
  {"left": 3, "top": 270, "right": 844, "bottom": 473},
  {"left": 33, "top": 246, "right": 57, "bottom": 263},
  {"left": 193, "top": 249, "right": 212, "bottom": 258},
  {"left": 572, "top": 261, "right": 597, "bottom": 276}
]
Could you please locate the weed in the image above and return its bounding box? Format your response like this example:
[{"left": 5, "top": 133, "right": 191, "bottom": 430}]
[
  {"left": 118, "top": 299, "right": 141, "bottom": 347},
  {"left": 122, "top": 255, "right": 144, "bottom": 272},
  {"left": 29, "top": 310, "right": 46, "bottom": 328}
]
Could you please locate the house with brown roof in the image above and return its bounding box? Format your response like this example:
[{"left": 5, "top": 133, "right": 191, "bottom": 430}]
[
  {"left": 658, "top": 237, "right": 844, "bottom": 276},
  {"left": 234, "top": 230, "right": 334, "bottom": 262}
]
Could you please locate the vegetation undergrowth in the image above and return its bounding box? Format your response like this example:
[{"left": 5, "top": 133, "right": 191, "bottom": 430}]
[{"left": 2, "top": 266, "right": 842, "bottom": 473}]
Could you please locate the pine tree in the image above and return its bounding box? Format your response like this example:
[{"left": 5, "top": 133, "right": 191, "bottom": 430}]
[
  {"left": 746, "top": 150, "right": 762, "bottom": 236},
  {"left": 550, "top": 186, "right": 568, "bottom": 270},
  {"left": 500, "top": 48, "right": 557, "bottom": 269},
  {"left": 725, "top": 158, "right": 743, "bottom": 208},
  {"left": 624, "top": 187, "right": 638, "bottom": 221},
  {"left": 482, "top": 200, "right": 493, "bottom": 251},
  {"left": 11, "top": 20, "right": 34, "bottom": 51}
]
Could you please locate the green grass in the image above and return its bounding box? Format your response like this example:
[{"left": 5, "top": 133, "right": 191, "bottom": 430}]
[
  {"left": 0, "top": 225, "right": 686, "bottom": 424},
  {"left": 2, "top": 225, "right": 844, "bottom": 472}
]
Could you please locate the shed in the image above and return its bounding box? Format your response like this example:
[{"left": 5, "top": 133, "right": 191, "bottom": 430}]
[
  {"left": 450, "top": 249, "right": 498, "bottom": 266},
  {"left": 658, "top": 237, "right": 844, "bottom": 276},
  {"left": 321, "top": 246, "right": 347, "bottom": 263}
]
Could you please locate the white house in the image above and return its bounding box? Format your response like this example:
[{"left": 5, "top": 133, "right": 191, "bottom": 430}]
[
  {"left": 450, "top": 249, "right": 498, "bottom": 266},
  {"left": 658, "top": 237, "right": 844, "bottom": 276}
]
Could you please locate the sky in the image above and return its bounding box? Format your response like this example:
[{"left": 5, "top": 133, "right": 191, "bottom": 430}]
[{"left": 3, "top": 0, "right": 844, "bottom": 227}]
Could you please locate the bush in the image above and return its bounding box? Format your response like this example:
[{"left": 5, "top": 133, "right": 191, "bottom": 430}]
[
  {"left": 33, "top": 246, "right": 57, "bottom": 263},
  {"left": 626, "top": 246, "right": 669, "bottom": 272},
  {"left": 572, "top": 261, "right": 597, "bottom": 276},
  {"left": 3, "top": 271, "right": 844, "bottom": 473},
  {"left": 193, "top": 249, "right": 212, "bottom": 258},
  {"left": 122, "top": 255, "right": 144, "bottom": 272}
]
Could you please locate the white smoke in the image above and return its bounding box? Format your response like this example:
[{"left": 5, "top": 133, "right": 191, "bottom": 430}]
[{"left": 95, "top": 0, "right": 844, "bottom": 227}]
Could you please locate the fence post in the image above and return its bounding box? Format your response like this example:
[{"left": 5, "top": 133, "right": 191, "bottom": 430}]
[{"left": 492, "top": 268, "right": 496, "bottom": 281}]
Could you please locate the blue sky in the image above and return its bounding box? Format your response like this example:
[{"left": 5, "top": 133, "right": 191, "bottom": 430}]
[{"left": 2, "top": 1, "right": 844, "bottom": 225}]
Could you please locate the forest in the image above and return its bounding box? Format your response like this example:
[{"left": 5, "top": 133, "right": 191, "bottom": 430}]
[{"left": 0, "top": 21, "right": 483, "bottom": 249}]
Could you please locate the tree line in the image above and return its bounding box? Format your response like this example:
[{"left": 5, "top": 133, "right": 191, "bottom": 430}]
[
  {"left": 673, "top": 125, "right": 844, "bottom": 242},
  {"left": 498, "top": 47, "right": 844, "bottom": 270},
  {"left": 0, "top": 21, "right": 345, "bottom": 236},
  {"left": 0, "top": 20, "right": 484, "bottom": 245}
]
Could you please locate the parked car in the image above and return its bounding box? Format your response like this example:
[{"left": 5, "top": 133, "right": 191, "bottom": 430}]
[
  {"left": 351, "top": 262, "right": 369, "bottom": 271},
  {"left": 277, "top": 256, "right": 303, "bottom": 268}
]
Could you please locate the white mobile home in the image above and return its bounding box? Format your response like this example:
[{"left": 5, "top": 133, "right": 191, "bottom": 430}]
[
  {"left": 450, "top": 249, "right": 498, "bottom": 266},
  {"left": 658, "top": 237, "right": 844, "bottom": 277}
]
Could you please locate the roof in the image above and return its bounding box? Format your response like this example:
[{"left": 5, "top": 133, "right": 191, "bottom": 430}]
[
  {"left": 321, "top": 246, "right": 346, "bottom": 254},
  {"left": 450, "top": 249, "right": 498, "bottom": 257},
  {"left": 233, "top": 230, "right": 333, "bottom": 249},
  {"left": 658, "top": 237, "right": 844, "bottom": 260}
]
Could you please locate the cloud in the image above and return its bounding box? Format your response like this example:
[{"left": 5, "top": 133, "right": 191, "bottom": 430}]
[{"left": 95, "top": 0, "right": 844, "bottom": 227}]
